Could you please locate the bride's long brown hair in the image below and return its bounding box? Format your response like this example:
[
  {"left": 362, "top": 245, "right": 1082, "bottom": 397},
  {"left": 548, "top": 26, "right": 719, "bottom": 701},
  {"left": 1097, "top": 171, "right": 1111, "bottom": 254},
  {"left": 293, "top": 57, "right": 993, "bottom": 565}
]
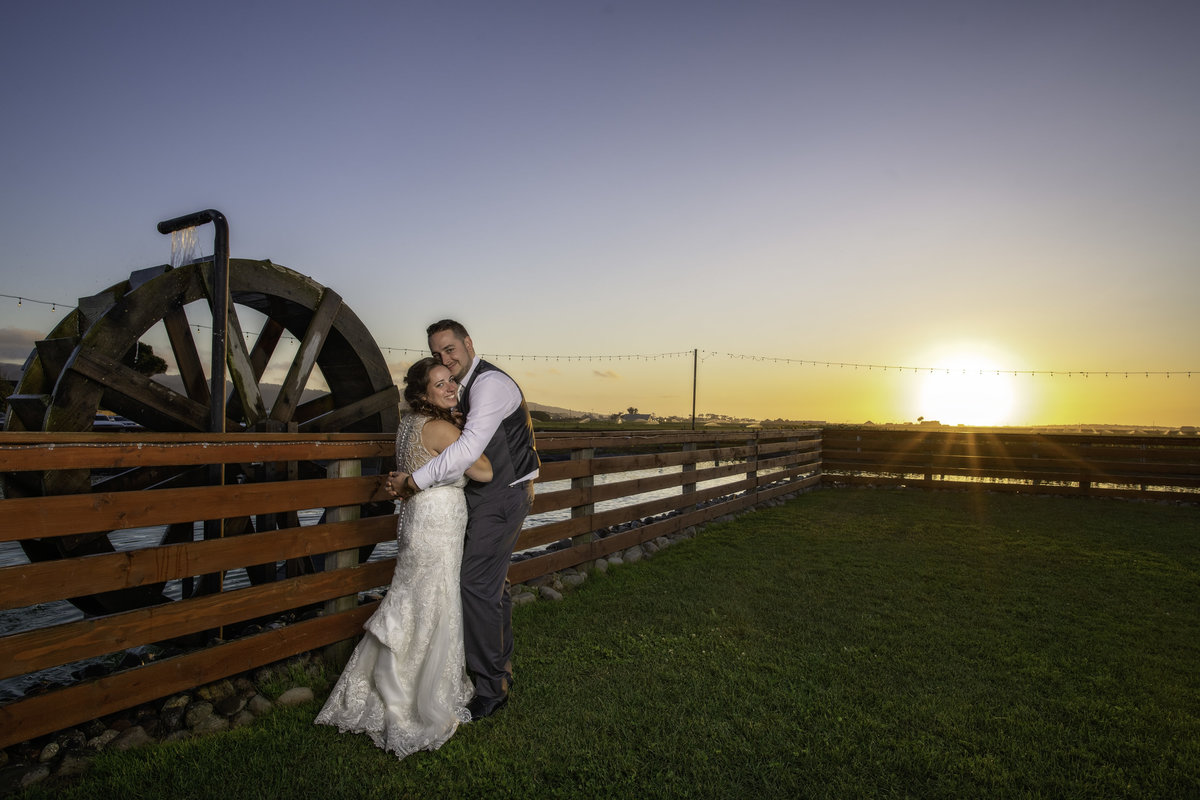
[{"left": 403, "top": 357, "right": 462, "bottom": 428}]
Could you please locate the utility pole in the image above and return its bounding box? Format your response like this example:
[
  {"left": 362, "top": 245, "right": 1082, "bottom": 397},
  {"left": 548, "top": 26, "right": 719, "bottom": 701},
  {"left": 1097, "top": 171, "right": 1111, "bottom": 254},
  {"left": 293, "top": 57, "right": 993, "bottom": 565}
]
[{"left": 691, "top": 348, "right": 697, "bottom": 430}]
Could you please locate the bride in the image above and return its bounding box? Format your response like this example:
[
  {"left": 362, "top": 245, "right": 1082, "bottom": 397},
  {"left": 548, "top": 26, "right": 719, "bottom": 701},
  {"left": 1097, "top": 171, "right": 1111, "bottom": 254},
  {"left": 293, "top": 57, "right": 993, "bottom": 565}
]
[{"left": 315, "top": 357, "right": 491, "bottom": 758}]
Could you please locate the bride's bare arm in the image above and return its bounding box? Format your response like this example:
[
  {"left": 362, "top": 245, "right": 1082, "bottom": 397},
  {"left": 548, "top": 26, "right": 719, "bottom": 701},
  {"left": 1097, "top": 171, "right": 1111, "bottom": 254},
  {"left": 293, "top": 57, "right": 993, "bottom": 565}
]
[{"left": 422, "top": 419, "right": 493, "bottom": 483}]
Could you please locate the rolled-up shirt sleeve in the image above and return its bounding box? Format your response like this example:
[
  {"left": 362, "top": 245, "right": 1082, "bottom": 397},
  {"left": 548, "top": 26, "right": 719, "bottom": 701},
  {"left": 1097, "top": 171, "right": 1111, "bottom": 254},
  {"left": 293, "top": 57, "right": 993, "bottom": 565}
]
[{"left": 411, "top": 368, "right": 519, "bottom": 489}]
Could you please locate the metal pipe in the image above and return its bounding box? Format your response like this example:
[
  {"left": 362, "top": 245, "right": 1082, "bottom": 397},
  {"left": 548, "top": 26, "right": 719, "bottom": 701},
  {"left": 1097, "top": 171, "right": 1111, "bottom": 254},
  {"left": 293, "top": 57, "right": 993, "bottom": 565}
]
[
  {"left": 158, "top": 210, "right": 230, "bottom": 603},
  {"left": 157, "top": 210, "right": 229, "bottom": 435}
]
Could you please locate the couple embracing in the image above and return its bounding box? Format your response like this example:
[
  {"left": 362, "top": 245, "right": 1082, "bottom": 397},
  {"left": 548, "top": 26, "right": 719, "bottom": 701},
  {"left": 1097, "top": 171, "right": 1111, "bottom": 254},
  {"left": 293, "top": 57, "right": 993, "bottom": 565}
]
[{"left": 315, "top": 319, "right": 539, "bottom": 758}]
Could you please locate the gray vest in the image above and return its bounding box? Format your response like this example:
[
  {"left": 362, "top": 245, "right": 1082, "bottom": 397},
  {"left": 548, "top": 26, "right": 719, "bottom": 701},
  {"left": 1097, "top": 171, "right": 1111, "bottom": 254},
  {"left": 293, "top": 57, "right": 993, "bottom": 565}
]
[{"left": 459, "top": 360, "right": 539, "bottom": 503}]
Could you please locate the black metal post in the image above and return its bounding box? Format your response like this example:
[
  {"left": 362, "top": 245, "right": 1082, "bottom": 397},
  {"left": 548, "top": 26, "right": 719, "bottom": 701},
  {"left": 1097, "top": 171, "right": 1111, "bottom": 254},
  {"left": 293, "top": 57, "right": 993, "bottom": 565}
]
[
  {"left": 157, "top": 209, "right": 229, "bottom": 433},
  {"left": 157, "top": 210, "right": 229, "bottom": 604}
]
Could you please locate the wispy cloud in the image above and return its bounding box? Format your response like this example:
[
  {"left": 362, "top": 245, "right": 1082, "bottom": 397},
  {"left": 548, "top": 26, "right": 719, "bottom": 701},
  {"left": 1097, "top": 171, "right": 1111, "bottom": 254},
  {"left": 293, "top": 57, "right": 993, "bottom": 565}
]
[{"left": 593, "top": 370, "right": 621, "bottom": 380}]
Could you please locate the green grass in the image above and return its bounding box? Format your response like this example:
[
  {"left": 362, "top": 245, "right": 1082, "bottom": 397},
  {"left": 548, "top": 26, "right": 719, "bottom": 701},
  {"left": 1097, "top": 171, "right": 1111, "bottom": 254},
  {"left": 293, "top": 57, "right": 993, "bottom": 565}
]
[{"left": 15, "top": 489, "right": 1199, "bottom": 799}]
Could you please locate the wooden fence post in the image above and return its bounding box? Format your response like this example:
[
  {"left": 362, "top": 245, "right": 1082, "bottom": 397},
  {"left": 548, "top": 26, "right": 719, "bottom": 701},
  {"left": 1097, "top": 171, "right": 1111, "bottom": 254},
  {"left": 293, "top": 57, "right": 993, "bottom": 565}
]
[
  {"left": 1032, "top": 441, "right": 1041, "bottom": 487},
  {"left": 323, "top": 458, "right": 363, "bottom": 665},
  {"left": 785, "top": 434, "right": 800, "bottom": 486},
  {"left": 1079, "top": 442, "right": 1092, "bottom": 495},
  {"left": 571, "top": 447, "right": 596, "bottom": 547},
  {"left": 681, "top": 442, "right": 698, "bottom": 508},
  {"left": 817, "top": 430, "right": 824, "bottom": 482},
  {"left": 746, "top": 434, "right": 759, "bottom": 498}
]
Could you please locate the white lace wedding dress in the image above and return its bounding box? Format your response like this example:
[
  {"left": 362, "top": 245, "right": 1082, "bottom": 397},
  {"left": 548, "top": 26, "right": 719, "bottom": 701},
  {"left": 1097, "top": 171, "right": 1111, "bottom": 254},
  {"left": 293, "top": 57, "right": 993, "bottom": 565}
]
[{"left": 315, "top": 413, "right": 474, "bottom": 758}]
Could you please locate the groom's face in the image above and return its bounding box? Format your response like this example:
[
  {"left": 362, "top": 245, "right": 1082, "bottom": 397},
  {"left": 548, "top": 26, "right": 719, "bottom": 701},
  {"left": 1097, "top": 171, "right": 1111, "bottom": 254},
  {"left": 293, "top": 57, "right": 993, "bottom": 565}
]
[{"left": 429, "top": 330, "right": 474, "bottom": 382}]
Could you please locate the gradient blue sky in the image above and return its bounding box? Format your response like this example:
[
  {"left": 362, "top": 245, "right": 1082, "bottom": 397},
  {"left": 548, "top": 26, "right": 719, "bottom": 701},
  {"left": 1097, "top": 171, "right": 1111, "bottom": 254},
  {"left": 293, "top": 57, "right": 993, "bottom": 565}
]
[{"left": 2, "top": 1, "right": 1197, "bottom": 425}]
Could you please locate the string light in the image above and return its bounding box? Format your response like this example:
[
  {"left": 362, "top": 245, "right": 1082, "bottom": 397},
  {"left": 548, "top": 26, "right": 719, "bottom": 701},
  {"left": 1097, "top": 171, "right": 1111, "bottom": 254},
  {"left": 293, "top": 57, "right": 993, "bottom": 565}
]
[
  {"left": 695, "top": 351, "right": 1193, "bottom": 379},
  {"left": 1, "top": 291, "right": 1192, "bottom": 377},
  {"left": 3, "top": 292, "right": 67, "bottom": 310}
]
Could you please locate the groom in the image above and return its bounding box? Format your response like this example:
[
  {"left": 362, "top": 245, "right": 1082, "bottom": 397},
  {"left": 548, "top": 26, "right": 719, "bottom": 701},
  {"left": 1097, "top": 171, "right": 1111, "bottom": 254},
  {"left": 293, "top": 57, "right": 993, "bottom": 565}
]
[{"left": 394, "top": 319, "right": 539, "bottom": 721}]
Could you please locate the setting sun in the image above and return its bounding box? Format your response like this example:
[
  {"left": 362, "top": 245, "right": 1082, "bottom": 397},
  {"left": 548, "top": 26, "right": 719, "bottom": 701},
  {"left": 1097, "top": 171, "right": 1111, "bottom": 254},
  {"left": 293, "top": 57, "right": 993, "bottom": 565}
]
[
  {"left": 919, "top": 369, "right": 1017, "bottom": 426},
  {"left": 914, "top": 345, "right": 1021, "bottom": 426}
]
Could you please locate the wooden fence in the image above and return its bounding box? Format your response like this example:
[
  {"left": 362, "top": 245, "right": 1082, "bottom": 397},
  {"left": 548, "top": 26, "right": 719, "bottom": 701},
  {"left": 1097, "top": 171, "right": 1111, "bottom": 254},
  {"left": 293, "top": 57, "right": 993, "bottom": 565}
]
[
  {"left": 821, "top": 427, "right": 1200, "bottom": 501},
  {"left": 0, "top": 428, "right": 820, "bottom": 748}
]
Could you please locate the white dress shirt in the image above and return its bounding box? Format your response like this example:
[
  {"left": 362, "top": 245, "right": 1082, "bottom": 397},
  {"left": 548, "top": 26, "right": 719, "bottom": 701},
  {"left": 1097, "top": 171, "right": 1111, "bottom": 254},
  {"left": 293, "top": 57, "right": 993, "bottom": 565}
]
[{"left": 411, "top": 357, "right": 538, "bottom": 490}]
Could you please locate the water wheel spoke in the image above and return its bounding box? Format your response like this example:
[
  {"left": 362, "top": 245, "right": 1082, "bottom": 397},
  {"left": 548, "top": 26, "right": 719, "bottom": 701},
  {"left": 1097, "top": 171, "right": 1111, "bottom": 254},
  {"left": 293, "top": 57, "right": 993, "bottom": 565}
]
[
  {"left": 222, "top": 515, "right": 276, "bottom": 585},
  {"left": 161, "top": 521, "right": 197, "bottom": 545},
  {"left": 299, "top": 385, "right": 400, "bottom": 433},
  {"left": 67, "top": 348, "right": 214, "bottom": 431},
  {"left": 223, "top": 306, "right": 267, "bottom": 426},
  {"left": 294, "top": 393, "right": 336, "bottom": 425},
  {"left": 58, "top": 531, "right": 119, "bottom": 554},
  {"left": 92, "top": 463, "right": 209, "bottom": 494},
  {"left": 270, "top": 288, "right": 343, "bottom": 422},
  {"left": 162, "top": 306, "right": 210, "bottom": 404},
  {"left": 223, "top": 318, "right": 285, "bottom": 423},
  {"left": 247, "top": 318, "right": 285, "bottom": 379}
]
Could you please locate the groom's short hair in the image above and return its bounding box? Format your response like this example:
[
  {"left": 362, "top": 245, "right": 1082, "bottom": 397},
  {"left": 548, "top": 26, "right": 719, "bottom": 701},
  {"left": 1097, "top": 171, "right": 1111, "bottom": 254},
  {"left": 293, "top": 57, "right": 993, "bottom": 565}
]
[{"left": 427, "top": 319, "right": 470, "bottom": 340}]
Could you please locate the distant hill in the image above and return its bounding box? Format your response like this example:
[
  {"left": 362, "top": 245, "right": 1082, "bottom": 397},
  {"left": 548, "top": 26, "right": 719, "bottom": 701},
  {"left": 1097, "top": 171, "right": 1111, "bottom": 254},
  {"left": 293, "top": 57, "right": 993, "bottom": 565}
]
[{"left": 528, "top": 401, "right": 593, "bottom": 419}]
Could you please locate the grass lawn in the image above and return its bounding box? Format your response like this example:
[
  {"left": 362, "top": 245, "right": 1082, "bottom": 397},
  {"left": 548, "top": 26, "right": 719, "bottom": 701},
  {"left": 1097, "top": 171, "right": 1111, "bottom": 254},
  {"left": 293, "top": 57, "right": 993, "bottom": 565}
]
[{"left": 13, "top": 488, "right": 1199, "bottom": 799}]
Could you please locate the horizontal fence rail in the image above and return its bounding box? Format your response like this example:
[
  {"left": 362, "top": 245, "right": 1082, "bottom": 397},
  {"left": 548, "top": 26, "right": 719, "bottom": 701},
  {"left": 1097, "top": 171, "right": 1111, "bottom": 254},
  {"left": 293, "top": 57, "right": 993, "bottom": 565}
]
[
  {"left": 0, "top": 428, "right": 820, "bottom": 748},
  {"left": 821, "top": 427, "right": 1200, "bottom": 500}
]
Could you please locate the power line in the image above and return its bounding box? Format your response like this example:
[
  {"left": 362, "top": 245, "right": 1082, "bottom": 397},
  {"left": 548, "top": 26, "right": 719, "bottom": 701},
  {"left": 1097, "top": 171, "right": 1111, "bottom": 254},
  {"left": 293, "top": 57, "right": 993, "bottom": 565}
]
[{"left": 2, "top": 293, "right": 1192, "bottom": 377}]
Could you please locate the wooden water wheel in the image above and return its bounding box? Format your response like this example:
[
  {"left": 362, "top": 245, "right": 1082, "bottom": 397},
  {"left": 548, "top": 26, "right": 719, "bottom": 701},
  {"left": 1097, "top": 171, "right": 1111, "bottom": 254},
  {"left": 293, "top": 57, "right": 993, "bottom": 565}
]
[{"left": 2, "top": 258, "right": 399, "bottom": 615}]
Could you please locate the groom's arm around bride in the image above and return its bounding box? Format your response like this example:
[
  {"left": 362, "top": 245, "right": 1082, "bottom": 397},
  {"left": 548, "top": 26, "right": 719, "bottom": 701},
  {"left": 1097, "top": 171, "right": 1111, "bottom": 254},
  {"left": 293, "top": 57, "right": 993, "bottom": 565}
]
[{"left": 393, "top": 319, "right": 539, "bottom": 721}]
